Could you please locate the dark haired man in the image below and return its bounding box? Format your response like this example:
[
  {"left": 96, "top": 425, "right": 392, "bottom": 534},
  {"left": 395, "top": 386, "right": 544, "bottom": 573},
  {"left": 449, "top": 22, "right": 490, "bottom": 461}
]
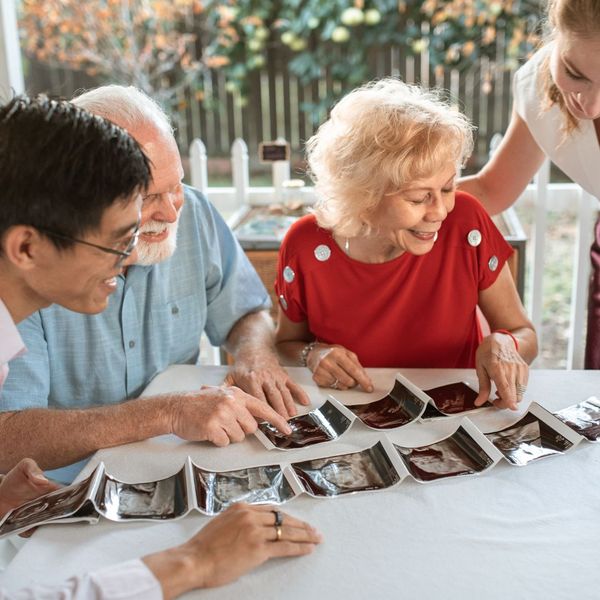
[
  {"left": 0, "top": 95, "right": 321, "bottom": 598},
  {"left": 1, "top": 85, "right": 300, "bottom": 484}
]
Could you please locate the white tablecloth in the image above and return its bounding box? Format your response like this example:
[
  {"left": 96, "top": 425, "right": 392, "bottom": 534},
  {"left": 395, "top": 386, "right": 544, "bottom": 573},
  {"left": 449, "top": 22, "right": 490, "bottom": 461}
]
[{"left": 2, "top": 367, "right": 600, "bottom": 599}]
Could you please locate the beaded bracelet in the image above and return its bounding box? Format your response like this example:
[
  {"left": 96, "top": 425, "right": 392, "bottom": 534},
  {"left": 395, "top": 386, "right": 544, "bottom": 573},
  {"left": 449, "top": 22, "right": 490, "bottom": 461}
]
[
  {"left": 300, "top": 341, "right": 318, "bottom": 367},
  {"left": 492, "top": 329, "right": 519, "bottom": 352}
]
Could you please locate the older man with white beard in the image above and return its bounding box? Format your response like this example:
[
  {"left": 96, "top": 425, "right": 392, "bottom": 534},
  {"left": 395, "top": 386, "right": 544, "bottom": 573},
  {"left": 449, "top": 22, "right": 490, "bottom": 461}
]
[{"left": 0, "top": 86, "right": 308, "bottom": 482}]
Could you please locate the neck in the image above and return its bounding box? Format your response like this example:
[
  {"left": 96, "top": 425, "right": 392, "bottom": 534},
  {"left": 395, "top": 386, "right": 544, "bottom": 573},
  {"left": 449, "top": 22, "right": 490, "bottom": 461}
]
[
  {"left": 0, "top": 265, "right": 49, "bottom": 324},
  {"left": 337, "top": 234, "right": 404, "bottom": 264}
]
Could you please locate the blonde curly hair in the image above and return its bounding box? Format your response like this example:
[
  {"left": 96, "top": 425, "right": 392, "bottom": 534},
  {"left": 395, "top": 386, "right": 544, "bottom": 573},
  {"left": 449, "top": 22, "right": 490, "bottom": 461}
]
[{"left": 307, "top": 79, "right": 474, "bottom": 238}]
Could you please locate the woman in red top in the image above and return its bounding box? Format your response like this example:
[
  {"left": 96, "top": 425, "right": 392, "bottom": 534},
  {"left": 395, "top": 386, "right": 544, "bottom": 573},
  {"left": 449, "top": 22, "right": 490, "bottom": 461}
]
[{"left": 275, "top": 79, "right": 537, "bottom": 411}]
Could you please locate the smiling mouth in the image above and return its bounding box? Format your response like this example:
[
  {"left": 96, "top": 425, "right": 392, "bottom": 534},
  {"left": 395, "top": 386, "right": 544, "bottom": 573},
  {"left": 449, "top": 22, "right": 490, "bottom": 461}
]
[{"left": 409, "top": 229, "right": 439, "bottom": 241}]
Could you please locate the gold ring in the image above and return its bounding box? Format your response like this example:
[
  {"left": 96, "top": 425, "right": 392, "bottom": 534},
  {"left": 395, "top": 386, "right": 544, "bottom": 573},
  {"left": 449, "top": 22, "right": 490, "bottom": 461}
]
[{"left": 275, "top": 525, "right": 282, "bottom": 541}]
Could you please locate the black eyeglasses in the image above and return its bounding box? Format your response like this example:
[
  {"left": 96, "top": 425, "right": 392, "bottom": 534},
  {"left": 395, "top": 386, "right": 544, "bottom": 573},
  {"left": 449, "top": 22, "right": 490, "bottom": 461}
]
[{"left": 38, "top": 223, "right": 140, "bottom": 268}]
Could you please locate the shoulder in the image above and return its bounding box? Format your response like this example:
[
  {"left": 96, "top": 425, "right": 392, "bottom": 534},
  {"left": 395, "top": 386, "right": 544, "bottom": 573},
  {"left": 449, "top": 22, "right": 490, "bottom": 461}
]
[
  {"left": 283, "top": 214, "right": 324, "bottom": 244},
  {"left": 513, "top": 44, "right": 552, "bottom": 114},
  {"left": 449, "top": 191, "right": 490, "bottom": 223}
]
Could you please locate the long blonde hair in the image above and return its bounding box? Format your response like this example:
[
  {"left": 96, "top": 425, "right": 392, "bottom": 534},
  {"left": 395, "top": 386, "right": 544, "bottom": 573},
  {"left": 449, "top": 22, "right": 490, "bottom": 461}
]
[{"left": 541, "top": 0, "right": 600, "bottom": 133}]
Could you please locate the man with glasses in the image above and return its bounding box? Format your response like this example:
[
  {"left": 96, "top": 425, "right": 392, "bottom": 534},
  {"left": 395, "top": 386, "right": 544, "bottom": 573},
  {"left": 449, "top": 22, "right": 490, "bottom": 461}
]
[
  {"left": 1, "top": 85, "right": 298, "bottom": 484},
  {"left": 0, "top": 94, "right": 322, "bottom": 599}
]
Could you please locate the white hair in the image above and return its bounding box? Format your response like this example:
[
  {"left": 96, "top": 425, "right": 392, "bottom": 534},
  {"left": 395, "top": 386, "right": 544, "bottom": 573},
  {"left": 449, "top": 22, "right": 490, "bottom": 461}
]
[{"left": 72, "top": 85, "right": 173, "bottom": 135}]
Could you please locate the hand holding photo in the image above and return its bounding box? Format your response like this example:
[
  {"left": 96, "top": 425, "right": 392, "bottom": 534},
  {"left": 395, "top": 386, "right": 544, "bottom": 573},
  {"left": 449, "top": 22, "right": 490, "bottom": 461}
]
[{"left": 422, "top": 381, "right": 489, "bottom": 418}]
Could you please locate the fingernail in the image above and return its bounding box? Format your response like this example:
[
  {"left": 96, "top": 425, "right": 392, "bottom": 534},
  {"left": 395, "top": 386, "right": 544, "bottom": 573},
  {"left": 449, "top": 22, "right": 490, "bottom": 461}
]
[
  {"left": 32, "top": 473, "right": 49, "bottom": 484},
  {"left": 284, "top": 425, "right": 292, "bottom": 434},
  {"left": 367, "top": 385, "right": 374, "bottom": 393}
]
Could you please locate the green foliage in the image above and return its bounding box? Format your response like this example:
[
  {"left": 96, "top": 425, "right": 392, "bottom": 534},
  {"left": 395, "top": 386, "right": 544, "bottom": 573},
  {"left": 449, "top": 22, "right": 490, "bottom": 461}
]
[{"left": 202, "top": 0, "right": 544, "bottom": 114}]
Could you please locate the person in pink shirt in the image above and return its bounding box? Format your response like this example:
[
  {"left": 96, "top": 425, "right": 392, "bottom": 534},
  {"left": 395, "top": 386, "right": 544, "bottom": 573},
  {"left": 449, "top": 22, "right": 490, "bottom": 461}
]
[{"left": 0, "top": 95, "right": 321, "bottom": 598}]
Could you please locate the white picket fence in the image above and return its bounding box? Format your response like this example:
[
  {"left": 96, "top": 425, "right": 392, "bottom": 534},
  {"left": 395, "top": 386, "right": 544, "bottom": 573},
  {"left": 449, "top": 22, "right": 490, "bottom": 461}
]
[{"left": 190, "top": 137, "right": 599, "bottom": 370}]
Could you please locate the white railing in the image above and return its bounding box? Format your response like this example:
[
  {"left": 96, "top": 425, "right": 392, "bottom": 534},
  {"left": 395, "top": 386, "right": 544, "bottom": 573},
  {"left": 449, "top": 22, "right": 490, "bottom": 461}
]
[{"left": 190, "top": 137, "right": 599, "bottom": 370}]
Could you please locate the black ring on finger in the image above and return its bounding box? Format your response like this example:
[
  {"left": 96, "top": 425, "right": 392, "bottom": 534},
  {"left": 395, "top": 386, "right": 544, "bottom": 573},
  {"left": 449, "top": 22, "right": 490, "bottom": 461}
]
[{"left": 272, "top": 509, "right": 283, "bottom": 527}]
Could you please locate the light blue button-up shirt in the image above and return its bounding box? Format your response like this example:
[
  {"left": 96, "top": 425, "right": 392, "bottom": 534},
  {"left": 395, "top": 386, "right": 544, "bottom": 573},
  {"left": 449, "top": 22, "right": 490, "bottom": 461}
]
[{"left": 2, "top": 186, "right": 270, "bottom": 482}]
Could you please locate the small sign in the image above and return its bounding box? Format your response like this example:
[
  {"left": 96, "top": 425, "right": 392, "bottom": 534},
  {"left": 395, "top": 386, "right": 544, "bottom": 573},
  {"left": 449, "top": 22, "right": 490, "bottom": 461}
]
[{"left": 259, "top": 140, "right": 290, "bottom": 163}]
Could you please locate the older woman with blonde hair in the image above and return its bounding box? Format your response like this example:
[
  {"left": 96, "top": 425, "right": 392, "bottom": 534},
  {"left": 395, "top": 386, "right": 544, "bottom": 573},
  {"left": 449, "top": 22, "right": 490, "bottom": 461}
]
[{"left": 275, "top": 79, "right": 538, "bottom": 410}]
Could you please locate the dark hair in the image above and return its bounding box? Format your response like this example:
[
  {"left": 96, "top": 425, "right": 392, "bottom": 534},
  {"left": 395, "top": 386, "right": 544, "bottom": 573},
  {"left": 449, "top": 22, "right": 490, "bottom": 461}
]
[{"left": 0, "top": 94, "right": 151, "bottom": 247}]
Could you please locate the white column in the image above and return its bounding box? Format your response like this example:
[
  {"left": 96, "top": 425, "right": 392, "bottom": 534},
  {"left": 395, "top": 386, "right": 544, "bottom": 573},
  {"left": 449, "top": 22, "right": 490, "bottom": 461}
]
[{"left": 0, "top": 0, "right": 25, "bottom": 97}]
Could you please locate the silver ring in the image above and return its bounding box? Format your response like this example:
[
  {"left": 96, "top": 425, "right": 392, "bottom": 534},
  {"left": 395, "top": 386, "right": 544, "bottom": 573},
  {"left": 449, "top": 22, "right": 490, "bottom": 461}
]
[
  {"left": 516, "top": 383, "right": 527, "bottom": 397},
  {"left": 331, "top": 378, "right": 339, "bottom": 389},
  {"left": 272, "top": 510, "right": 283, "bottom": 527}
]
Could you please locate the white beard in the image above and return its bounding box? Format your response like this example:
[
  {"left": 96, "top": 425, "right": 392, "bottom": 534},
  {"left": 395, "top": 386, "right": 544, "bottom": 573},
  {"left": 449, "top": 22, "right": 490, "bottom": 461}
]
[{"left": 135, "top": 219, "right": 179, "bottom": 265}]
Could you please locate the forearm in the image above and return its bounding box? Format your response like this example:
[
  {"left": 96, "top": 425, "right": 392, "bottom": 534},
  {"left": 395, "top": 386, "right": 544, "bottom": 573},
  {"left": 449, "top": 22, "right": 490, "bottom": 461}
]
[
  {"left": 223, "top": 311, "right": 277, "bottom": 364},
  {"left": 458, "top": 175, "right": 513, "bottom": 216},
  {"left": 0, "top": 395, "right": 175, "bottom": 472}
]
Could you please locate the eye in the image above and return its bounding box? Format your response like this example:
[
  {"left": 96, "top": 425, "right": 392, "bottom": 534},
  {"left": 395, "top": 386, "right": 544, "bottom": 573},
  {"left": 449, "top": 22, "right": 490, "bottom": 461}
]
[
  {"left": 407, "top": 192, "right": 431, "bottom": 205},
  {"left": 565, "top": 65, "right": 584, "bottom": 80},
  {"left": 442, "top": 187, "right": 455, "bottom": 194},
  {"left": 143, "top": 193, "right": 160, "bottom": 203}
]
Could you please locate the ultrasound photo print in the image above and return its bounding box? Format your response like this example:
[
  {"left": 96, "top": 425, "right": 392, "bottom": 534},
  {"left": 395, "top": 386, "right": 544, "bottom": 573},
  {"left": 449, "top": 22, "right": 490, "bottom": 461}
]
[
  {"left": 347, "top": 378, "right": 426, "bottom": 429},
  {"left": 0, "top": 472, "right": 95, "bottom": 537},
  {"left": 257, "top": 400, "right": 352, "bottom": 449},
  {"left": 194, "top": 464, "right": 296, "bottom": 514},
  {"left": 555, "top": 397, "right": 600, "bottom": 442},
  {"left": 485, "top": 412, "right": 573, "bottom": 466},
  {"left": 395, "top": 426, "right": 495, "bottom": 482},
  {"left": 291, "top": 442, "right": 401, "bottom": 497},
  {"left": 97, "top": 468, "right": 188, "bottom": 521}
]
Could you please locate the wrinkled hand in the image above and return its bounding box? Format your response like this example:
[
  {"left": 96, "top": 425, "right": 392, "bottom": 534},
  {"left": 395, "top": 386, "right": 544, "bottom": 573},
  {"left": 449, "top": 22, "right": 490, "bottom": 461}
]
[
  {"left": 224, "top": 359, "right": 310, "bottom": 419},
  {"left": 170, "top": 386, "right": 292, "bottom": 446},
  {"left": 143, "top": 503, "right": 323, "bottom": 597},
  {"left": 306, "top": 343, "right": 373, "bottom": 392},
  {"left": 0, "top": 458, "right": 61, "bottom": 520},
  {"left": 474, "top": 332, "right": 529, "bottom": 410}
]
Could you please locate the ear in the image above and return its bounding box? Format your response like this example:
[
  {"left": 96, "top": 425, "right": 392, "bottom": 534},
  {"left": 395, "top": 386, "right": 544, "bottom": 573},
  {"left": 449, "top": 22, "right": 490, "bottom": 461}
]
[{"left": 1, "top": 226, "right": 48, "bottom": 270}]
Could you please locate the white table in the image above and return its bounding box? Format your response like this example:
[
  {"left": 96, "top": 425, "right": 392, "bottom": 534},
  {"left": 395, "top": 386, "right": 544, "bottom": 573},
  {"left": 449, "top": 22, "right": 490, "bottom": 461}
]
[{"left": 2, "top": 367, "right": 600, "bottom": 599}]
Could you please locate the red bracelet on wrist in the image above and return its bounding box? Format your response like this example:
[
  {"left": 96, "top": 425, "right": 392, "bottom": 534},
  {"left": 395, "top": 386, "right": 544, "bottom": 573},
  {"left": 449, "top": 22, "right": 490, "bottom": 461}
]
[{"left": 492, "top": 329, "right": 519, "bottom": 352}]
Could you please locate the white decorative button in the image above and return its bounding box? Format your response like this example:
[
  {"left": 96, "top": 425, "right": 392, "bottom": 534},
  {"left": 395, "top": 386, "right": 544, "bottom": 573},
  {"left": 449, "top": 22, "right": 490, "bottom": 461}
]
[
  {"left": 467, "top": 229, "right": 482, "bottom": 247},
  {"left": 283, "top": 266, "right": 295, "bottom": 283},
  {"left": 488, "top": 255, "right": 499, "bottom": 271},
  {"left": 279, "top": 295, "right": 288, "bottom": 310},
  {"left": 314, "top": 244, "right": 331, "bottom": 261}
]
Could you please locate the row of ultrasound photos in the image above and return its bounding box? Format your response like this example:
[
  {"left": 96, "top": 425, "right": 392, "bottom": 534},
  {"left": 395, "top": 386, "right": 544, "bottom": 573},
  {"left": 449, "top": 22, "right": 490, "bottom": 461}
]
[{"left": 1, "top": 395, "right": 597, "bottom": 539}]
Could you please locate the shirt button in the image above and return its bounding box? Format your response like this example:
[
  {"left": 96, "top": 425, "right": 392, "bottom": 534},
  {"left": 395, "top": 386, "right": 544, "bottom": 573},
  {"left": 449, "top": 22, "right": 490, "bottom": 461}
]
[
  {"left": 488, "top": 255, "right": 499, "bottom": 271},
  {"left": 314, "top": 244, "right": 331, "bottom": 261},
  {"left": 467, "top": 229, "right": 482, "bottom": 247},
  {"left": 283, "top": 266, "right": 295, "bottom": 283},
  {"left": 129, "top": 340, "right": 135, "bottom": 348},
  {"left": 171, "top": 306, "right": 179, "bottom": 315}
]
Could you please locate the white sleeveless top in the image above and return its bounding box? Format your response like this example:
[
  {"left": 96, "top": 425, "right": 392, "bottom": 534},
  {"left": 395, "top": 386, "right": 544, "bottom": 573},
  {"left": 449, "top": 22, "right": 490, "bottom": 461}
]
[{"left": 513, "top": 43, "right": 600, "bottom": 200}]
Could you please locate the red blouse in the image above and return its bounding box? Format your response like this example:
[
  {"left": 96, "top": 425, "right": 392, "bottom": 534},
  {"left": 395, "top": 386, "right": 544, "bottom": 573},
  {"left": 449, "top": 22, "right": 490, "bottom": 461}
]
[{"left": 275, "top": 192, "right": 513, "bottom": 368}]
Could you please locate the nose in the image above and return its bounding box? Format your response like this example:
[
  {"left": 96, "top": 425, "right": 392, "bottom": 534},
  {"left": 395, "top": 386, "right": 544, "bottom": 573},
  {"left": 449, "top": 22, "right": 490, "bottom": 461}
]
[
  {"left": 147, "top": 191, "right": 182, "bottom": 223},
  {"left": 578, "top": 90, "right": 600, "bottom": 119},
  {"left": 425, "top": 192, "right": 453, "bottom": 222}
]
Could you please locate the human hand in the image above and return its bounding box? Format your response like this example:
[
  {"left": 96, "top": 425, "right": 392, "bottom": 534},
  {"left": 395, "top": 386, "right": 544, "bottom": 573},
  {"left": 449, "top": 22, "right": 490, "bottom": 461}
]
[
  {"left": 143, "top": 504, "right": 323, "bottom": 599},
  {"left": 474, "top": 332, "right": 529, "bottom": 410},
  {"left": 306, "top": 343, "right": 373, "bottom": 392},
  {"left": 169, "top": 386, "right": 292, "bottom": 446},
  {"left": 223, "top": 357, "right": 310, "bottom": 419},
  {"left": 0, "top": 458, "right": 61, "bottom": 519}
]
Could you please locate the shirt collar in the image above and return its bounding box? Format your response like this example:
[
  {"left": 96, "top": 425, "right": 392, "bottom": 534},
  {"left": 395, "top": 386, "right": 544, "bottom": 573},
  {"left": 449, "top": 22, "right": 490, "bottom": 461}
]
[{"left": 0, "top": 299, "right": 26, "bottom": 365}]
